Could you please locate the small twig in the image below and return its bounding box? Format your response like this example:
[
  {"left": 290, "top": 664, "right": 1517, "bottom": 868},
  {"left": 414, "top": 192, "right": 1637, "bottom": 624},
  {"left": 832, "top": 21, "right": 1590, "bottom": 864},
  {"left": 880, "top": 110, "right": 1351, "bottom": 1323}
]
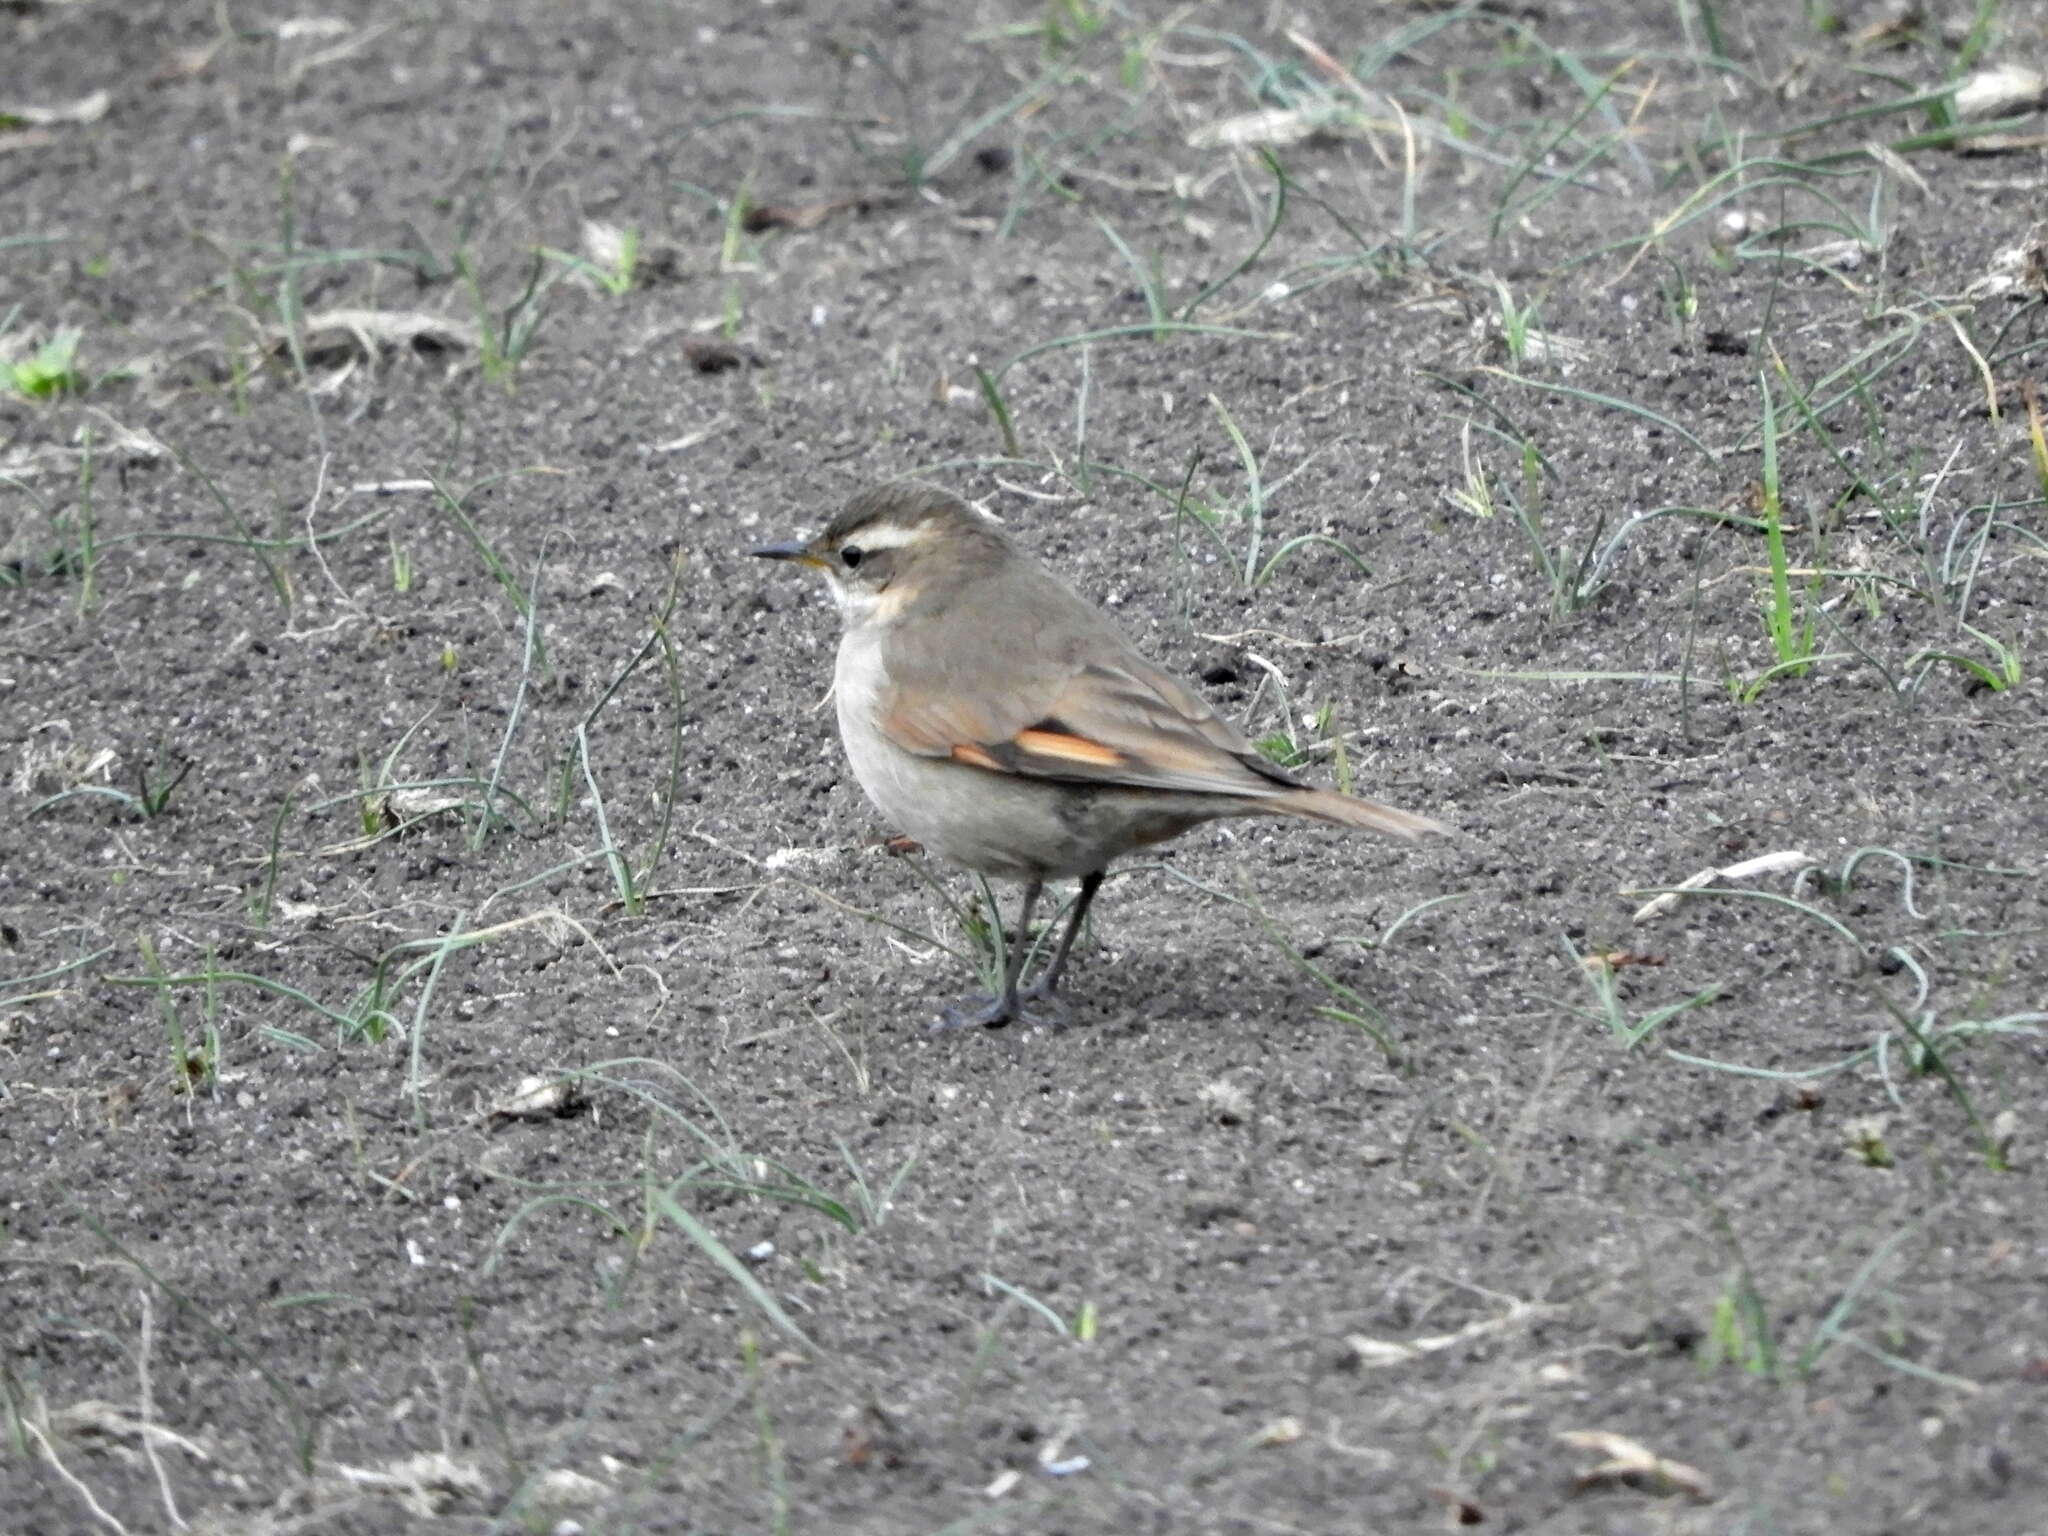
[
  {"left": 136, "top": 1289, "right": 187, "bottom": 1530},
  {"left": 1941, "top": 308, "right": 1999, "bottom": 422},
  {"left": 23, "top": 1419, "right": 132, "bottom": 1536},
  {"left": 1628, "top": 849, "right": 1818, "bottom": 924}
]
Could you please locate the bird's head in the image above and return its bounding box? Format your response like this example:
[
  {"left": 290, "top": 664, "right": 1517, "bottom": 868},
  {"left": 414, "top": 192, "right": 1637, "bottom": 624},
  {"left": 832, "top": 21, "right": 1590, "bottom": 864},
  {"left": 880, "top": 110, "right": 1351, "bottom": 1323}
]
[{"left": 751, "top": 481, "right": 1008, "bottom": 627}]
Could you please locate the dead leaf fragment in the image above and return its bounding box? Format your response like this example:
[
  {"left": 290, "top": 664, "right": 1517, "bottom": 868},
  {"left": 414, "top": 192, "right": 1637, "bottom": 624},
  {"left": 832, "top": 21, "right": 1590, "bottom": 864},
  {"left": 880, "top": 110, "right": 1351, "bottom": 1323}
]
[
  {"left": 840, "top": 1402, "right": 910, "bottom": 1470},
  {"left": 153, "top": 41, "right": 224, "bottom": 83},
  {"left": 1187, "top": 107, "right": 1337, "bottom": 151},
  {"left": 1250, "top": 1416, "right": 1302, "bottom": 1448},
  {"left": 1845, "top": 1115, "right": 1896, "bottom": 1168},
  {"left": 384, "top": 785, "right": 466, "bottom": 822},
  {"left": 334, "top": 1453, "right": 488, "bottom": 1518},
  {"left": 0, "top": 422, "right": 167, "bottom": 484},
  {"left": 275, "top": 16, "right": 352, "bottom": 41},
  {"left": 1557, "top": 1430, "right": 1711, "bottom": 1501},
  {"left": 1197, "top": 1079, "right": 1254, "bottom": 1125},
  {"left": 1850, "top": 10, "right": 1920, "bottom": 52},
  {"left": 683, "top": 339, "right": 752, "bottom": 373},
  {"left": 1582, "top": 951, "right": 1667, "bottom": 972},
  {"left": 1989, "top": 1108, "right": 2020, "bottom": 1164},
  {"left": 1509, "top": 327, "right": 1594, "bottom": 367},
  {"left": 1954, "top": 64, "right": 2048, "bottom": 121},
  {"left": 489, "top": 1074, "right": 582, "bottom": 1122},
  {"left": 528, "top": 1468, "right": 608, "bottom": 1509},
  {"left": 1428, "top": 1486, "right": 1486, "bottom": 1525},
  {"left": 279, "top": 309, "right": 480, "bottom": 366},
  {"left": 742, "top": 198, "right": 860, "bottom": 234},
  {"left": 13, "top": 729, "right": 116, "bottom": 798},
  {"left": 1792, "top": 237, "right": 1872, "bottom": 270},
  {"left": 579, "top": 219, "right": 634, "bottom": 271},
  {"left": 50, "top": 1400, "right": 211, "bottom": 1460},
  {"left": 572, "top": 218, "right": 691, "bottom": 282}
]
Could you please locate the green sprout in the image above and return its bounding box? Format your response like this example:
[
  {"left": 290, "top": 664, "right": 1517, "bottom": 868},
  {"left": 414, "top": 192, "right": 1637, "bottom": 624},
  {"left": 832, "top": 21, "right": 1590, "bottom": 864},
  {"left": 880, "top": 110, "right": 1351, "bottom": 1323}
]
[{"left": 6, "top": 326, "right": 86, "bottom": 399}]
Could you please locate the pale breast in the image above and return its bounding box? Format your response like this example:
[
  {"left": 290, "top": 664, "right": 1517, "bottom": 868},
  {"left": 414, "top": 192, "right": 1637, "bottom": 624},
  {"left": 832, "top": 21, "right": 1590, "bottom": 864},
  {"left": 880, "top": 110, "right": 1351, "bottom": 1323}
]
[{"left": 833, "top": 627, "right": 936, "bottom": 839}]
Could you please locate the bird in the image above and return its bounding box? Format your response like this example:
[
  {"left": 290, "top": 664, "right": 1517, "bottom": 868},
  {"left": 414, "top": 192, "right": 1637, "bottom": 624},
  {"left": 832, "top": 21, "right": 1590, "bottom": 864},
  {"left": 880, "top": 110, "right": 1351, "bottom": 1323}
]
[{"left": 752, "top": 480, "right": 1444, "bottom": 1030}]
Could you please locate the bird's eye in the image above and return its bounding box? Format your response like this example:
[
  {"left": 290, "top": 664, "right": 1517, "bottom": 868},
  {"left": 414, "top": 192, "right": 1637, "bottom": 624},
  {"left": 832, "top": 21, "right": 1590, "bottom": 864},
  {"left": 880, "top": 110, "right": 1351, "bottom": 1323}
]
[{"left": 839, "top": 545, "right": 864, "bottom": 569}]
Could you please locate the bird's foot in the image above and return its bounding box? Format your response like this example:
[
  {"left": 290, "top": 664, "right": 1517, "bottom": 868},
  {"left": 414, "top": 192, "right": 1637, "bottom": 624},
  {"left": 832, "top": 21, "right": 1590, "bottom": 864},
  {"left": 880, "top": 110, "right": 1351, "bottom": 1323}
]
[
  {"left": 1018, "top": 975, "right": 1071, "bottom": 1011},
  {"left": 931, "top": 986, "right": 1071, "bottom": 1033}
]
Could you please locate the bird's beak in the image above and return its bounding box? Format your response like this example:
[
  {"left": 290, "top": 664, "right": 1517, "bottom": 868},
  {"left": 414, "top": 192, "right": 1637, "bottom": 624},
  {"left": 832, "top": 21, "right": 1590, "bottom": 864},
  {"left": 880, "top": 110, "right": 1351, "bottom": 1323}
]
[{"left": 750, "top": 540, "right": 826, "bottom": 569}]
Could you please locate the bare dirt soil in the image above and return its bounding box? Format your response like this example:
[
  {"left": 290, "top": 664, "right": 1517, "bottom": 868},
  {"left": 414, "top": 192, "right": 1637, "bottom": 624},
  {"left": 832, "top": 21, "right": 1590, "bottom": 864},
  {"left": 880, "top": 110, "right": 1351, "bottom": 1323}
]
[{"left": 5, "top": 1, "right": 2047, "bottom": 1532}]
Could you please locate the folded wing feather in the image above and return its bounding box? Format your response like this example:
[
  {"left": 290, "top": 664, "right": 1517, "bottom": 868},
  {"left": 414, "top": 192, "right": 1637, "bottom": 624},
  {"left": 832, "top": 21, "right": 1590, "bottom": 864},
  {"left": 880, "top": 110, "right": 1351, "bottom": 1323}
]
[
  {"left": 883, "top": 657, "right": 1305, "bottom": 801},
  {"left": 868, "top": 551, "right": 1443, "bottom": 840}
]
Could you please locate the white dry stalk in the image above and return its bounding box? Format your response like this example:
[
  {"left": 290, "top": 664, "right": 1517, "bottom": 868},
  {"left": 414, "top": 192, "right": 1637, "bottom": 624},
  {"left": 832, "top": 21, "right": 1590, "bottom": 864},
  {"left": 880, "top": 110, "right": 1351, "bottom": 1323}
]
[
  {"left": 21, "top": 1416, "right": 131, "bottom": 1536},
  {"left": 135, "top": 1290, "right": 186, "bottom": 1531},
  {"left": 1556, "top": 1429, "right": 1711, "bottom": 1500},
  {"left": 1864, "top": 140, "right": 1931, "bottom": 198},
  {"left": 1346, "top": 1297, "right": 1554, "bottom": 1368},
  {"left": 984, "top": 1467, "right": 1023, "bottom": 1498},
  {"left": 3, "top": 89, "right": 111, "bottom": 126},
  {"left": 298, "top": 452, "right": 366, "bottom": 621},
  {"left": 647, "top": 416, "right": 736, "bottom": 456},
  {"left": 282, "top": 21, "right": 397, "bottom": 88},
  {"left": 1628, "top": 849, "right": 1818, "bottom": 925}
]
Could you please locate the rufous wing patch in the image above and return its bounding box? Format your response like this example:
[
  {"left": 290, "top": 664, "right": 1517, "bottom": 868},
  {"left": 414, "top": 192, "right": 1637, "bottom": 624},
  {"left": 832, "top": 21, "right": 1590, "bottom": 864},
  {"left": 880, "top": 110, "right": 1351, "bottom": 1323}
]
[
  {"left": 1013, "top": 728, "right": 1125, "bottom": 767},
  {"left": 950, "top": 742, "right": 1004, "bottom": 771}
]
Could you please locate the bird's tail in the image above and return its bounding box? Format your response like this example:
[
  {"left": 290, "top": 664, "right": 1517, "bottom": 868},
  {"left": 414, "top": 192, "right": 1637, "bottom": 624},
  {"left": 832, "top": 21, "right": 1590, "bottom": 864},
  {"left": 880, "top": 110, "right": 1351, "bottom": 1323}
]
[{"left": 1276, "top": 786, "right": 1447, "bottom": 840}]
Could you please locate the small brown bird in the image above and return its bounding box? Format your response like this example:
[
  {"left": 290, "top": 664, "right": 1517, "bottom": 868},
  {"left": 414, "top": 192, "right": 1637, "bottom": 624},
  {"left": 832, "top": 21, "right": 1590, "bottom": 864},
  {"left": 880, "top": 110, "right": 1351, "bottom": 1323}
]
[{"left": 754, "top": 482, "right": 1444, "bottom": 1029}]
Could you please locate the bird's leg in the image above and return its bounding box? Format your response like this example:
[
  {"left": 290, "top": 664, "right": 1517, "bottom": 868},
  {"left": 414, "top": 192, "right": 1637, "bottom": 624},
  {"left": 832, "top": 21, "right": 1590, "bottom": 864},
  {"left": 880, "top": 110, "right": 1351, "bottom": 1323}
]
[
  {"left": 1020, "top": 869, "right": 1104, "bottom": 1004},
  {"left": 934, "top": 879, "right": 1043, "bottom": 1031}
]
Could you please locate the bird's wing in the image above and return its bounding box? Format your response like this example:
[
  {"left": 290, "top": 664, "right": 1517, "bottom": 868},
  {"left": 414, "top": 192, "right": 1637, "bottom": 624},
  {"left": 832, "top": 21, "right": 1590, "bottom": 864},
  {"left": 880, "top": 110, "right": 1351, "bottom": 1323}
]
[{"left": 880, "top": 649, "right": 1303, "bottom": 801}]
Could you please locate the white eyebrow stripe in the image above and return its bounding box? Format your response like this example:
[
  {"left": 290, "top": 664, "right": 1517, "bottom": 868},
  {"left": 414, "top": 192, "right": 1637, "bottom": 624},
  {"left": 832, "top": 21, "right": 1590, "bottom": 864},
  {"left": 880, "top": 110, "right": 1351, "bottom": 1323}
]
[{"left": 839, "top": 521, "right": 934, "bottom": 553}]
